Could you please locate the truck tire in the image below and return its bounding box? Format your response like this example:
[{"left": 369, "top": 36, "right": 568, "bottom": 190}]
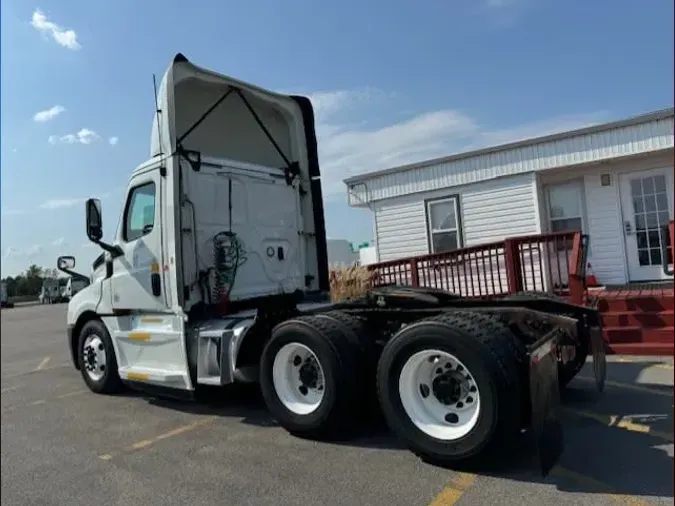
[
  {"left": 504, "top": 291, "right": 587, "bottom": 387},
  {"left": 77, "top": 319, "right": 123, "bottom": 394},
  {"left": 315, "top": 311, "right": 381, "bottom": 419},
  {"left": 260, "top": 315, "right": 365, "bottom": 440},
  {"left": 376, "top": 312, "right": 525, "bottom": 468}
]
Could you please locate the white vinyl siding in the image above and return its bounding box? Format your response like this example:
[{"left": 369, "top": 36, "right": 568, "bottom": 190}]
[
  {"left": 374, "top": 200, "right": 429, "bottom": 261},
  {"left": 461, "top": 174, "right": 539, "bottom": 245},
  {"left": 373, "top": 173, "right": 545, "bottom": 295}
]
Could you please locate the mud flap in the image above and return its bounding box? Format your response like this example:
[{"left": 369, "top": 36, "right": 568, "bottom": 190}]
[
  {"left": 590, "top": 326, "right": 607, "bottom": 393},
  {"left": 528, "top": 335, "right": 564, "bottom": 477}
]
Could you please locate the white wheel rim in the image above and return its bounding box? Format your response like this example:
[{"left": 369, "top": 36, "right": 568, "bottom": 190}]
[
  {"left": 272, "top": 342, "right": 325, "bottom": 416},
  {"left": 83, "top": 334, "right": 107, "bottom": 381},
  {"left": 398, "top": 349, "right": 481, "bottom": 441}
]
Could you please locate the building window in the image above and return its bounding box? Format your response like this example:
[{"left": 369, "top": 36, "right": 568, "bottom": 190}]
[
  {"left": 546, "top": 181, "right": 584, "bottom": 233},
  {"left": 425, "top": 196, "right": 462, "bottom": 253}
]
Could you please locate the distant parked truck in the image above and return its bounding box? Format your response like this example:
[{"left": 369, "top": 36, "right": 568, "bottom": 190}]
[
  {"left": 0, "top": 281, "right": 13, "bottom": 308},
  {"left": 39, "top": 279, "right": 61, "bottom": 304},
  {"left": 60, "top": 277, "right": 89, "bottom": 303}
]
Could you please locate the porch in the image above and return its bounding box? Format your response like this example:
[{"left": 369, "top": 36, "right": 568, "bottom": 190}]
[
  {"left": 536, "top": 151, "right": 674, "bottom": 286},
  {"left": 365, "top": 222, "right": 675, "bottom": 355}
]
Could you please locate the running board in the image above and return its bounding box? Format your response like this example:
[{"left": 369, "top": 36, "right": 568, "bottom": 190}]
[{"left": 119, "top": 367, "right": 189, "bottom": 388}]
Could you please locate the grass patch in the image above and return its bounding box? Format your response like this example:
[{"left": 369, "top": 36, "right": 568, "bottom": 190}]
[{"left": 329, "top": 265, "right": 376, "bottom": 302}]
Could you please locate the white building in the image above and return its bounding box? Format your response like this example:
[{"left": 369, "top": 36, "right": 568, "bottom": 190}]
[
  {"left": 326, "top": 239, "right": 359, "bottom": 268},
  {"left": 344, "top": 108, "right": 674, "bottom": 287}
]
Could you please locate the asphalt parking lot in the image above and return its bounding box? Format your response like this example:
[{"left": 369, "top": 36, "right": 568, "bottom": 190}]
[{"left": 1, "top": 303, "right": 673, "bottom": 506}]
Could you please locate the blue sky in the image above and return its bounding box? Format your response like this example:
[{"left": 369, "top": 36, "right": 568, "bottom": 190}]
[{"left": 1, "top": 0, "right": 673, "bottom": 277}]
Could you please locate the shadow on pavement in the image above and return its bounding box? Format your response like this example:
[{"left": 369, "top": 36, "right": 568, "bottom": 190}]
[
  {"left": 141, "top": 384, "right": 405, "bottom": 450},
  {"left": 132, "top": 359, "right": 672, "bottom": 500},
  {"left": 478, "top": 360, "right": 673, "bottom": 501}
]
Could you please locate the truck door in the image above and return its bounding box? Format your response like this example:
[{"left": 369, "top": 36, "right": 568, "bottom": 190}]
[{"left": 110, "top": 168, "right": 168, "bottom": 312}]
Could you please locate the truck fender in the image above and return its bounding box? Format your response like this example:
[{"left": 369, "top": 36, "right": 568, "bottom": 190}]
[{"left": 67, "top": 297, "right": 103, "bottom": 370}]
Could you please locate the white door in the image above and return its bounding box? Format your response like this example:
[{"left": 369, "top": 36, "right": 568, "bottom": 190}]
[
  {"left": 620, "top": 167, "right": 674, "bottom": 282},
  {"left": 110, "top": 169, "right": 169, "bottom": 311}
]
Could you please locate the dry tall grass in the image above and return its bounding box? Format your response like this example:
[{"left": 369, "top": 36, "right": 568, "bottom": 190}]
[{"left": 329, "top": 265, "right": 376, "bottom": 302}]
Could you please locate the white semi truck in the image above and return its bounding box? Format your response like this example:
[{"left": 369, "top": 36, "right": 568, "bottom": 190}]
[
  {"left": 59, "top": 53, "right": 606, "bottom": 475},
  {"left": 60, "top": 276, "right": 90, "bottom": 303}
]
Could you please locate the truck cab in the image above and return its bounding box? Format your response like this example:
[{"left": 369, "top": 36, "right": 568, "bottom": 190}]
[
  {"left": 64, "top": 53, "right": 328, "bottom": 393},
  {"left": 39, "top": 279, "right": 60, "bottom": 304}
]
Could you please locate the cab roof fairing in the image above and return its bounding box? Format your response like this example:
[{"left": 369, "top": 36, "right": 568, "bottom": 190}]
[{"left": 150, "top": 53, "right": 311, "bottom": 165}]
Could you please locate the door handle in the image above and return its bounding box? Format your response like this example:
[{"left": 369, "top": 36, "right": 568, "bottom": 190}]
[
  {"left": 624, "top": 221, "right": 633, "bottom": 235},
  {"left": 151, "top": 273, "right": 162, "bottom": 297}
]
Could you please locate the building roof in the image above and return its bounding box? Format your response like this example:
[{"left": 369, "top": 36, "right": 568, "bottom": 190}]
[{"left": 344, "top": 107, "right": 674, "bottom": 207}]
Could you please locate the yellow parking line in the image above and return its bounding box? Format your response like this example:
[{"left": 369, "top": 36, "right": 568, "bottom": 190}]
[
  {"left": 2, "top": 363, "right": 71, "bottom": 379},
  {"left": 35, "top": 357, "right": 51, "bottom": 371},
  {"left": 575, "top": 376, "right": 672, "bottom": 397},
  {"left": 552, "top": 467, "right": 650, "bottom": 506},
  {"left": 98, "top": 416, "right": 217, "bottom": 461},
  {"left": 564, "top": 408, "right": 673, "bottom": 442},
  {"left": 57, "top": 390, "right": 88, "bottom": 399},
  {"left": 428, "top": 472, "right": 476, "bottom": 505},
  {"left": 2, "top": 390, "right": 87, "bottom": 412}
]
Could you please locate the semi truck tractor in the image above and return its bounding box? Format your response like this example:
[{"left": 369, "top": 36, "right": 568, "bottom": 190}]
[
  {"left": 60, "top": 276, "right": 90, "bottom": 303},
  {"left": 59, "top": 53, "right": 606, "bottom": 476}
]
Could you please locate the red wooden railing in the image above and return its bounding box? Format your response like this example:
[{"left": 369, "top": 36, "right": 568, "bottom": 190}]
[{"left": 368, "top": 230, "right": 587, "bottom": 304}]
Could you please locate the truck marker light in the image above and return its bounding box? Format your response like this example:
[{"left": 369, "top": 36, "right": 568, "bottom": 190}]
[
  {"left": 126, "top": 372, "right": 150, "bottom": 381},
  {"left": 140, "top": 317, "right": 163, "bottom": 324},
  {"left": 128, "top": 332, "right": 151, "bottom": 341}
]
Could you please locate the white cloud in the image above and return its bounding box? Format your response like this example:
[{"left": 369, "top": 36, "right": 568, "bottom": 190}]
[
  {"left": 24, "top": 245, "right": 43, "bottom": 256},
  {"left": 108, "top": 136, "right": 119, "bottom": 146},
  {"left": 309, "top": 89, "right": 607, "bottom": 198},
  {"left": 38, "top": 190, "right": 112, "bottom": 211},
  {"left": 31, "top": 9, "right": 80, "bottom": 50},
  {"left": 306, "top": 88, "right": 392, "bottom": 122},
  {"left": 39, "top": 197, "right": 87, "bottom": 210},
  {"left": 1, "top": 208, "right": 24, "bottom": 217},
  {"left": 48, "top": 128, "right": 100, "bottom": 145},
  {"left": 34, "top": 105, "right": 66, "bottom": 123},
  {"left": 3, "top": 245, "right": 43, "bottom": 258},
  {"left": 51, "top": 237, "right": 66, "bottom": 247},
  {"left": 2, "top": 247, "right": 23, "bottom": 259}
]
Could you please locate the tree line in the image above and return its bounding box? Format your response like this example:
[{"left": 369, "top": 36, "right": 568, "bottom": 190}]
[{"left": 1, "top": 265, "right": 65, "bottom": 298}]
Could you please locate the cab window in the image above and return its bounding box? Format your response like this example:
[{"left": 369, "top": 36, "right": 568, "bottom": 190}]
[{"left": 123, "top": 182, "right": 156, "bottom": 242}]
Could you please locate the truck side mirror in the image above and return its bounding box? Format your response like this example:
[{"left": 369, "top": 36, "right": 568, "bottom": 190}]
[
  {"left": 57, "top": 256, "right": 76, "bottom": 270},
  {"left": 86, "top": 198, "right": 103, "bottom": 242}
]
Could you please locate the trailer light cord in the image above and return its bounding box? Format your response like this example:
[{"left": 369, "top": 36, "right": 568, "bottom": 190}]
[{"left": 212, "top": 231, "right": 248, "bottom": 308}]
